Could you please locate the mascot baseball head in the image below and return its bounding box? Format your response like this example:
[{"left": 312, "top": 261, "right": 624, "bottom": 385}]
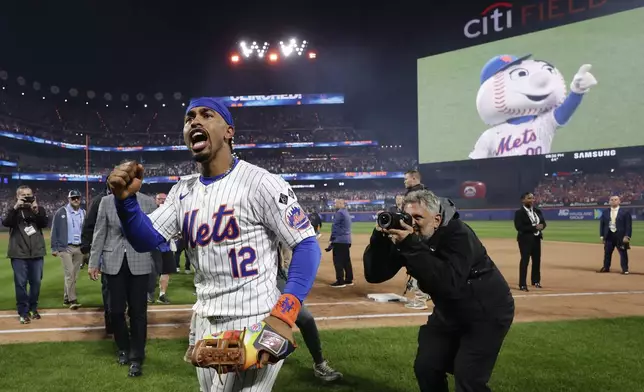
[{"left": 476, "top": 54, "right": 567, "bottom": 126}]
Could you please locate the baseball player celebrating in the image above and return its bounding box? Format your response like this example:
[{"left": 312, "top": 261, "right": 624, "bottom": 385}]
[
  {"left": 469, "top": 54, "right": 598, "bottom": 159},
  {"left": 105, "top": 97, "right": 321, "bottom": 392}
]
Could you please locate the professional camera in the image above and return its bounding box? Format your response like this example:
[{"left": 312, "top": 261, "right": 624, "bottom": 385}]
[
  {"left": 22, "top": 196, "right": 35, "bottom": 204},
  {"left": 377, "top": 211, "right": 413, "bottom": 230}
]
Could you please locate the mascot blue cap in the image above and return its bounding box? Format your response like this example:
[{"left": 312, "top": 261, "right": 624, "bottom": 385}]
[
  {"left": 185, "top": 97, "right": 235, "bottom": 127},
  {"left": 480, "top": 54, "right": 532, "bottom": 85}
]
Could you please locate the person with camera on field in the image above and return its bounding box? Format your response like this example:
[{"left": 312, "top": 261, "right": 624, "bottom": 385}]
[
  {"left": 364, "top": 190, "right": 514, "bottom": 392},
  {"left": 1, "top": 185, "right": 49, "bottom": 324}
]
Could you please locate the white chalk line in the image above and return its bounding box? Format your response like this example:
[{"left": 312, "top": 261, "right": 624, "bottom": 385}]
[
  {"left": 1, "top": 290, "right": 643, "bottom": 322},
  {"left": 0, "top": 301, "right": 371, "bottom": 319},
  {"left": 0, "top": 322, "right": 190, "bottom": 335},
  {"left": 0, "top": 313, "right": 435, "bottom": 335}
]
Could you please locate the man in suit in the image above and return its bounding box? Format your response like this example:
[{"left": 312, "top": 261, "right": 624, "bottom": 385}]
[
  {"left": 88, "top": 192, "right": 157, "bottom": 377},
  {"left": 81, "top": 186, "right": 112, "bottom": 336},
  {"left": 598, "top": 195, "right": 632, "bottom": 274},
  {"left": 514, "top": 192, "right": 546, "bottom": 292}
]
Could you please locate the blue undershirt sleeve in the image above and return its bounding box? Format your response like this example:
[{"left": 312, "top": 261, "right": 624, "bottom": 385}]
[
  {"left": 284, "top": 236, "right": 321, "bottom": 303},
  {"left": 114, "top": 196, "right": 167, "bottom": 253},
  {"left": 554, "top": 92, "right": 583, "bottom": 125}
]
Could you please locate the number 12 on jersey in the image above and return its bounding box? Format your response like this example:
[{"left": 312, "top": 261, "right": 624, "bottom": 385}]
[{"left": 229, "top": 247, "right": 258, "bottom": 278}]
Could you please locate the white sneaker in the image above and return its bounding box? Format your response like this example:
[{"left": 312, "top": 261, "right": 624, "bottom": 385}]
[
  {"left": 313, "top": 360, "right": 343, "bottom": 382},
  {"left": 405, "top": 299, "right": 428, "bottom": 310}
]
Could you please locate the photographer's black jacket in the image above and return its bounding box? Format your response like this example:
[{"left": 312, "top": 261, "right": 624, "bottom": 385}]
[
  {"left": 363, "top": 217, "right": 514, "bottom": 324},
  {"left": 2, "top": 206, "right": 49, "bottom": 259}
]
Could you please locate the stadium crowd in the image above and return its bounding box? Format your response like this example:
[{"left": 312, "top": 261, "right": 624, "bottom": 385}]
[
  {"left": 533, "top": 172, "right": 644, "bottom": 205},
  {"left": 16, "top": 155, "right": 417, "bottom": 176},
  {"left": 0, "top": 91, "right": 368, "bottom": 147},
  {"left": 0, "top": 187, "right": 403, "bottom": 218}
]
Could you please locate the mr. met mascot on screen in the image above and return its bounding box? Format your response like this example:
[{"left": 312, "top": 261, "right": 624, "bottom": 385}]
[{"left": 469, "top": 54, "right": 598, "bottom": 160}]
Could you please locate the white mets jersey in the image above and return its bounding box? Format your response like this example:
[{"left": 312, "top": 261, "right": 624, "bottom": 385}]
[
  {"left": 469, "top": 110, "right": 561, "bottom": 159},
  {"left": 148, "top": 159, "right": 316, "bottom": 318}
]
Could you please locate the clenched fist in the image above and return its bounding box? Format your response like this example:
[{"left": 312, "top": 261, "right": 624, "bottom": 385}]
[{"left": 107, "top": 161, "right": 144, "bottom": 200}]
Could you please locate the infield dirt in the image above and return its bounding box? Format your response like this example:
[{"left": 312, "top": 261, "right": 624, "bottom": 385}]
[{"left": 2, "top": 236, "right": 644, "bottom": 344}]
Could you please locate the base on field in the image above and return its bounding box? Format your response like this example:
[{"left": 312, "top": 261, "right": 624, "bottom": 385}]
[{"left": 367, "top": 293, "right": 408, "bottom": 303}]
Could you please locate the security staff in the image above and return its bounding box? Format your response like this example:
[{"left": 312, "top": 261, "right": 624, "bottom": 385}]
[
  {"left": 51, "top": 189, "right": 86, "bottom": 309},
  {"left": 363, "top": 190, "right": 514, "bottom": 392},
  {"left": 404, "top": 170, "right": 426, "bottom": 195},
  {"left": 514, "top": 192, "right": 546, "bottom": 291}
]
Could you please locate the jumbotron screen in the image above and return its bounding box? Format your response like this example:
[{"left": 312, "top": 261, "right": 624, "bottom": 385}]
[{"left": 417, "top": 7, "right": 644, "bottom": 164}]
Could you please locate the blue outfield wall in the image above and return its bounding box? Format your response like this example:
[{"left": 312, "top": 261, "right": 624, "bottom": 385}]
[{"left": 319, "top": 207, "right": 641, "bottom": 223}]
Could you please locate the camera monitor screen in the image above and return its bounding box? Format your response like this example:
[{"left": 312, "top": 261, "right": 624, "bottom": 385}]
[{"left": 417, "top": 8, "right": 644, "bottom": 164}]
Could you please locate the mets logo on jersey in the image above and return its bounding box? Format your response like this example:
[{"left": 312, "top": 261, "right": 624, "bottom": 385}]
[{"left": 285, "top": 204, "right": 310, "bottom": 230}]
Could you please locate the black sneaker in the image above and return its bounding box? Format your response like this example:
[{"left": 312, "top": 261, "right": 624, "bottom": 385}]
[
  {"left": 156, "top": 294, "right": 170, "bottom": 304},
  {"left": 329, "top": 281, "right": 346, "bottom": 288},
  {"left": 128, "top": 361, "right": 142, "bottom": 377},
  {"left": 69, "top": 300, "right": 82, "bottom": 310},
  {"left": 29, "top": 310, "right": 41, "bottom": 320},
  {"left": 19, "top": 315, "right": 30, "bottom": 324},
  {"left": 117, "top": 351, "right": 129, "bottom": 365}
]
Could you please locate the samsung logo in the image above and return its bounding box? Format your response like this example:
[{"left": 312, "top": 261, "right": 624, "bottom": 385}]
[{"left": 573, "top": 150, "right": 616, "bottom": 159}]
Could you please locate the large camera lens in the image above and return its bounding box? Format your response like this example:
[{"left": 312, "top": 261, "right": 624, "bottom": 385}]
[{"left": 377, "top": 212, "right": 393, "bottom": 229}]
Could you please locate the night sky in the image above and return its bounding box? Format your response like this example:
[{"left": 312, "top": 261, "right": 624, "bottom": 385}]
[{"left": 0, "top": 0, "right": 458, "bottom": 143}]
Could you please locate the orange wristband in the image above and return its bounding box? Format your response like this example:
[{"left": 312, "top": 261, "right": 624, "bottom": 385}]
[{"left": 270, "top": 294, "right": 301, "bottom": 328}]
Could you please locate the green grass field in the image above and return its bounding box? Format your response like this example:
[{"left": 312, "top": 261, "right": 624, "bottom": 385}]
[
  {"left": 0, "top": 220, "right": 641, "bottom": 311},
  {"left": 1, "top": 317, "right": 644, "bottom": 392},
  {"left": 1, "top": 220, "right": 642, "bottom": 391}
]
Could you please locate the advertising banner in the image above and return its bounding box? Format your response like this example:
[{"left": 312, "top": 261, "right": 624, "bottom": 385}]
[
  {"left": 220, "top": 93, "right": 344, "bottom": 107},
  {"left": 0, "top": 130, "right": 376, "bottom": 152}
]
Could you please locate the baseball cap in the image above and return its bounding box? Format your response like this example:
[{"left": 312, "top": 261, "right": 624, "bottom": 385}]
[
  {"left": 68, "top": 190, "right": 82, "bottom": 198},
  {"left": 480, "top": 54, "right": 532, "bottom": 85},
  {"left": 186, "top": 97, "right": 234, "bottom": 127}
]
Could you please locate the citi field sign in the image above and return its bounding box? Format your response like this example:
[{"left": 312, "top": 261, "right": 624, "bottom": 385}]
[{"left": 463, "top": 0, "right": 608, "bottom": 39}]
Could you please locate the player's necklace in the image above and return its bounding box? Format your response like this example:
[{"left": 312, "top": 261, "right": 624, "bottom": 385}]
[{"left": 222, "top": 156, "right": 237, "bottom": 176}]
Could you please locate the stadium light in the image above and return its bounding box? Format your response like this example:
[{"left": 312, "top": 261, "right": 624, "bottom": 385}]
[
  {"left": 308, "top": 52, "right": 317, "bottom": 59},
  {"left": 280, "top": 38, "right": 307, "bottom": 58},
  {"left": 231, "top": 54, "right": 240, "bottom": 63},
  {"left": 268, "top": 53, "right": 279, "bottom": 62}
]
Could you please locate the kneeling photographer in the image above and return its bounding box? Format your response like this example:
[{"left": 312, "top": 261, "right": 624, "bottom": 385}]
[{"left": 363, "top": 190, "right": 514, "bottom": 392}]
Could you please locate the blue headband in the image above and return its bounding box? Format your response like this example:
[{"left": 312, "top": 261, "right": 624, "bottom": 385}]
[{"left": 185, "top": 97, "right": 234, "bottom": 127}]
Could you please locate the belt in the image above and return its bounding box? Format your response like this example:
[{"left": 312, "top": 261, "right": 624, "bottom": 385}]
[{"left": 68, "top": 244, "right": 80, "bottom": 247}]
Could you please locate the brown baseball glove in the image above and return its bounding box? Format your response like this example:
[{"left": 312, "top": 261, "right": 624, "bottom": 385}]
[{"left": 191, "top": 294, "right": 301, "bottom": 379}]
